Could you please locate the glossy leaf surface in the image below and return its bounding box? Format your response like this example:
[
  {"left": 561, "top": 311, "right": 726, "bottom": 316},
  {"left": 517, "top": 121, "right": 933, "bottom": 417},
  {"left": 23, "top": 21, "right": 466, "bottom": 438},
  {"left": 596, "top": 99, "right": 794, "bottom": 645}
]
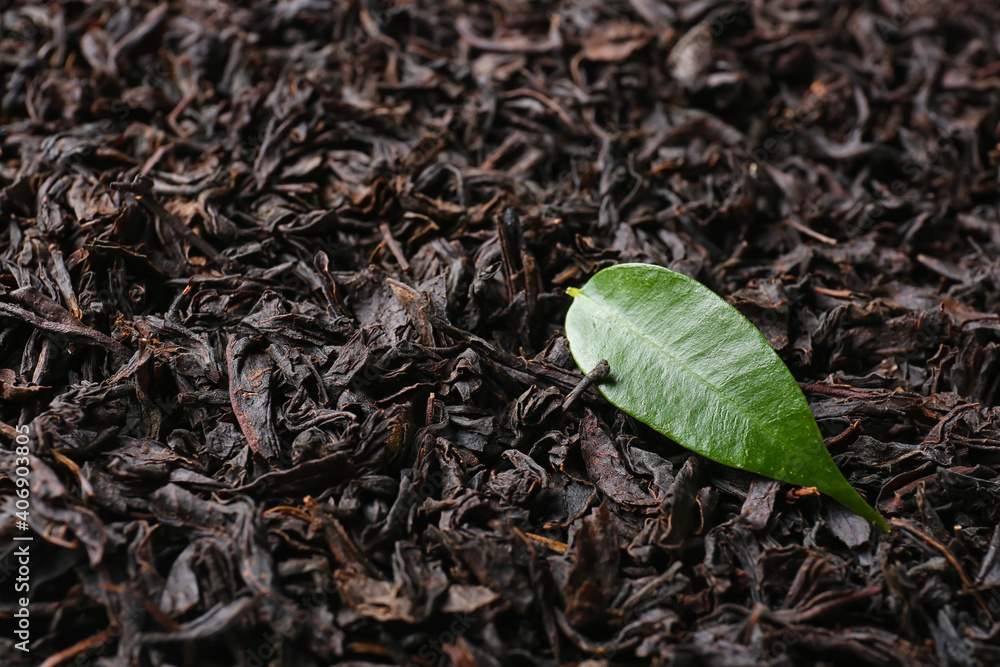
[{"left": 565, "top": 263, "right": 889, "bottom": 531}]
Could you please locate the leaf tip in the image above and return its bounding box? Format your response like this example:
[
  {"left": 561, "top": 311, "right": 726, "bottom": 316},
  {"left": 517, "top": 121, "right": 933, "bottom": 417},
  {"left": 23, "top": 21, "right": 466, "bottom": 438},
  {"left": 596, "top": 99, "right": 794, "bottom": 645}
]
[{"left": 566, "top": 287, "right": 582, "bottom": 298}]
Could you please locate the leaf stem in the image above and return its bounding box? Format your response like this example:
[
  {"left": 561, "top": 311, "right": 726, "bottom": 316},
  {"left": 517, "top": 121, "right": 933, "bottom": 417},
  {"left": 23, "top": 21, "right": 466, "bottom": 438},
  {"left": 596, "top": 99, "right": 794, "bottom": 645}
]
[{"left": 562, "top": 359, "right": 610, "bottom": 413}]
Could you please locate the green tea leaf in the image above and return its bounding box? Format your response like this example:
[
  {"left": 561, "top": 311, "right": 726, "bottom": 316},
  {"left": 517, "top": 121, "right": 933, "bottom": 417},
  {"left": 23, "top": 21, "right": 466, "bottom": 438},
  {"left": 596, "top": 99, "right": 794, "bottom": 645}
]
[{"left": 565, "top": 263, "right": 889, "bottom": 532}]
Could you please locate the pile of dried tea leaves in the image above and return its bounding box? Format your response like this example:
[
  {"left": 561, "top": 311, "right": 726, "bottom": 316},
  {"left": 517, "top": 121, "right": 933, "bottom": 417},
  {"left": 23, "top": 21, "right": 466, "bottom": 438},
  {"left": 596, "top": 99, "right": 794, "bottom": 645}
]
[{"left": 1, "top": 1, "right": 999, "bottom": 665}]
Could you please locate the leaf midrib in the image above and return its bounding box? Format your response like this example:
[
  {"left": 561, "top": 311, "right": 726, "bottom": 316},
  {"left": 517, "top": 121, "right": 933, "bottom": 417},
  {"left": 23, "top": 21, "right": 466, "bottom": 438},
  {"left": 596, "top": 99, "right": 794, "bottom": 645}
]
[{"left": 574, "top": 289, "right": 804, "bottom": 470}]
